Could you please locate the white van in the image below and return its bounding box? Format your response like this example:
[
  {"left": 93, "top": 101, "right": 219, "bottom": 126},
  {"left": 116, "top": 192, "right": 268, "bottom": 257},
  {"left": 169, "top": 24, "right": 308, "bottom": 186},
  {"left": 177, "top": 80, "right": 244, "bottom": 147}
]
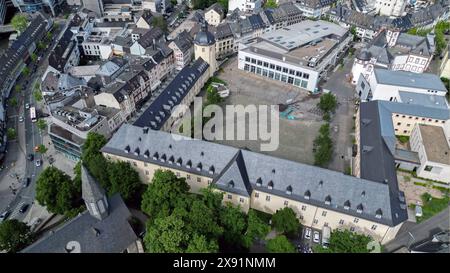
[{"left": 322, "top": 226, "right": 331, "bottom": 248}]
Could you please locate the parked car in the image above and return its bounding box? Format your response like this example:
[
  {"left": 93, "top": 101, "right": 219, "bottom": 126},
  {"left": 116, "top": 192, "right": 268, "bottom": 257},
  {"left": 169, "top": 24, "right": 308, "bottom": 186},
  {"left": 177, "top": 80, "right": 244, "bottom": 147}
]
[
  {"left": 304, "top": 228, "right": 312, "bottom": 239},
  {"left": 313, "top": 231, "right": 320, "bottom": 243},
  {"left": 27, "top": 154, "right": 34, "bottom": 161},
  {"left": 322, "top": 226, "right": 331, "bottom": 248},
  {"left": 23, "top": 177, "right": 31, "bottom": 188},
  {"left": 35, "top": 159, "right": 41, "bottom": 167},
  {"left": 19, "top": 204, "right": 29, "bottom": 214},
  {"left": 0, "top": 211, "right": 11, "bottom": 222},
  {"left": 25, "top": 103, "right": 30, "bottom": 109},
  {"left": 19, "top": 116, "right": 24, "bottom": 122}
]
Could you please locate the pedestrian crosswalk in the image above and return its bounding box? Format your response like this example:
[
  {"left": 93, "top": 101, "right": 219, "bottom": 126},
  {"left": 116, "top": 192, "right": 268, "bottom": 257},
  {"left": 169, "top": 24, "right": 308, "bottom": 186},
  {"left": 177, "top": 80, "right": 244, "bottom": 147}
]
[{"left": 9, "top": 202, "right": 26, "bottom": 219}]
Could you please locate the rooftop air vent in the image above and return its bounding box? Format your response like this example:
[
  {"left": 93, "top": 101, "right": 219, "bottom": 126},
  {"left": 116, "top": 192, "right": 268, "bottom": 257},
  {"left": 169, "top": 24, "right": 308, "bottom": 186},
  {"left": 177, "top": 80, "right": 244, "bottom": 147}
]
[
  {"left": 286, "top": 185, "right": 292, "bottom": 195},
  {"left": 325, "top": 195, "right": 331, "bottom": 205},
  {"left": 256, "top": 178, "right": 262, "bottom": 187},
  {"left": 209, "top": 165, "right": 215, "bottom": 174},
  {"left": 304, "top": 190, "right": 311, "bottom": 200},
  {"left": 268, "top": 181, "right": 274, "bottom": 190},
  {"left": 357, "top": 204, "right": 363, "bottom": 214},
  {"left": 344, "top": 200, "right": 350, "bottom": 210}
]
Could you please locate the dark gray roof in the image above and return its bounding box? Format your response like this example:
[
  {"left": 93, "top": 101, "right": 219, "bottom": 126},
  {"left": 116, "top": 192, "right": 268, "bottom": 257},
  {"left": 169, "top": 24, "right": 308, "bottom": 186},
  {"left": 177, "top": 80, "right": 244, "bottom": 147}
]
[
  {"left": 81, "top": 164, "right": 106, "bottom": 203},
  {"left": 211, "top": 23, "right": 233, "bottom": 40},
  {"left": 102, "top": 123, "right": 411, "bottom": 226},
  {"left": 133, "top": 58, "right": 209, "bottom": 129},
  {"left": 357, "top": 48, "right": 372, "bottom": 61},
  {"left": 194, "top": 21, "right": 216, "bottom": 46},
  {"left": 374, "top": 69, "right": 447, "bottom": 92},
  {"left": 137, "top": 27, "right": 164, "bottom": 48},
  {"left": 22, "top": 194, "right": 137, "bottom": 253},
  {"left": 49, "top": 29, "right": 77, "bottom": 72},
  {"left": 171, "top": 31, "right": 193, "bottom": 53}
]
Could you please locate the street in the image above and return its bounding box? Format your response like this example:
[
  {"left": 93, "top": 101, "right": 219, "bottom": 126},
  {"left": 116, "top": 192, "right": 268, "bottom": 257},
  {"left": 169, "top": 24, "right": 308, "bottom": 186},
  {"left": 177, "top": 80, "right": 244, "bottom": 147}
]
[{"left": 0, "top": 19, "right": 67, "bottom": 223}]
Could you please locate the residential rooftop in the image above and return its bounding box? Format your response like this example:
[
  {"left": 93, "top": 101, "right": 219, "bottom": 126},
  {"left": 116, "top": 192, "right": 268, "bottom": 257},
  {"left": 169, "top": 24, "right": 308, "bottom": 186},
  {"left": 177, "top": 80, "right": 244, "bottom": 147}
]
[
  {"left": 418, "top": 125, "right": 450, "bottom": 165},
  {"left": 373, "top": 69, "right": 448, "bottom": 92}
]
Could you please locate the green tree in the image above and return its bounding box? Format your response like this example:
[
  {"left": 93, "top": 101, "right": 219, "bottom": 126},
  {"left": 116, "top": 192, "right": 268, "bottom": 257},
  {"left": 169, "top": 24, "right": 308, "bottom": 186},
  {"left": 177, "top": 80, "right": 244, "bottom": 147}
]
[
  {"left": 34, "top": 90, "right": 43, "bottom": 102},
  {"left": 313, "top": 229, "right": 373, "bottom": 253},
  {"left": 36, "top": 119, "right": 47, "bottom": 131},
  {"left": 242, "top": 209, "right": 270, "bottom": 248},
  {"left": 81, "top": 132, "right": 110, "bottom": 189},
  {"left": 151, "top": 16, "right": 168, "bottom": 32},
  {"left": 266, "top": 235, "right": 296, "bottom": 253},
  {"left": 35, "top": 166, "right": 82, "bottom": 215},
  {"left": 22, "top": 67, "right": 30, "bottom": 76},
  {"left": 206, "top": 85, "right": 223, "bottom": 105},
  {"left": 141, "top": 169, "right": 190, "bottom": 220},
  {"left": 144, "top": 213, "right": 190, "bottom": 253},
  {"left": 11, "top": 14, "right": 28, "bottom": 33},
  {"left": 264, "top": 0, "right": 278, "bottom": 9},
  {"left": 0, "top": 220, "right": 34, "bottom": 253},
  {"left": 271, "top": 207, "right": 300, "bottom": 237},
  {"left": 313, "top": 123, "right": 333, "bottom": 166},
  {"left": 37, "top": 41, "right": 45, "bottom": 50},
  {"left": 108, "top": 161, "right": 141, "bottom": 201},
  {"left": 187, "top": 198, "right": 224, "bottom": 239},
  {"left": 186, "top": 234, "right": 219, "bottom": 253},
  {"left": 36, "top": 144, "right": 48, "bottom": 154},
  {"left": 14, "top": 84, "right": 22, "bottom": 93},
  {"left": 30, "top": 53, "right": 38, "bottom": 62},
  {"left": 318, "top": 93, "right": 337, "bottom": 114},
  {"left": 7, "top": 128, "right": 16, "bottom": 139},
  {"left": 219, "top": 203, "right": 247, "bottom": 246},
  {"left": 9, "top": 97, "right": 18, "bottom": 107}
]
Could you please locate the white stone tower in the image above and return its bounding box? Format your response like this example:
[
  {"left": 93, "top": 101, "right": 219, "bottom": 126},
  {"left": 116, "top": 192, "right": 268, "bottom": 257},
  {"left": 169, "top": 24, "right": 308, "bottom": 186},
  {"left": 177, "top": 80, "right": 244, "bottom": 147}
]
[{"left": 194, "top": 20, "right": 217, "bottom": 77}]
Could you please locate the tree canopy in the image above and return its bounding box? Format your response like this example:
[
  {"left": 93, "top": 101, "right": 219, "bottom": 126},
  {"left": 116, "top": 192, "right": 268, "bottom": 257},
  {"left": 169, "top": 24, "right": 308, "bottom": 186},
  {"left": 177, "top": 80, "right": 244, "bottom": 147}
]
[
  {"left": 313, "top": 229, "right": 373, "bottom": 253},
  {"left": 11, "top": 14, "right": 28, "bottom": 33},
  {"left": 318, "top": 93, "right": 337, "bottom": 114},
  {"left": 35, "top": 166, "right": 82, "bottom": 215},
  {"left": 0, "top": 220, "right": 34, "bottom": 253},
  {"left": 242, "top": 209, "right": 270, "bottom": 248},
  {"left": 271, "top": 207, "right": 300, "bottom": 237},
  {"left": 266, "top": 235, "right": 296, "bottom": 253},
  {"left": 264, "top": 0, "right": 278, "bottom": 9},
  {"left": 219, "top": 203, "right": 247, "bottom": 246},
  {"left": 313, "top": 123, "right": 333, "bottom": 166},
  {"left": 108, "top": 161, "right": 142, "bottom": 201}
]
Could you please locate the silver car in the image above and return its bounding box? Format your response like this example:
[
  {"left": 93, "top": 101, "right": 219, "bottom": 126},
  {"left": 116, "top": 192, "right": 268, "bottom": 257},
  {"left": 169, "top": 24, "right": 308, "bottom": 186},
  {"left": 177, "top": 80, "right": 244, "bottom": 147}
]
[
  {"left": 313, "top": 231, "right": 320, "bottom": 243},
  {"left": 304, "top": 228, "right": 312, "bottom": 239}
]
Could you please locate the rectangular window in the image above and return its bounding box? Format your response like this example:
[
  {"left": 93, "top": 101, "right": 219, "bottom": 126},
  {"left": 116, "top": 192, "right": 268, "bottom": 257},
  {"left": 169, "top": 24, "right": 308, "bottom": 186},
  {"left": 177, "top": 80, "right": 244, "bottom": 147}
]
[
  {"left": 270, "top": 64, "right": 275, "bottom": 69},
  {"left": 371, "top": 225, "right": 377, "bottom": 230},
  {"left": 269, "top": 71, "right": 274, "bottom": 79},
  {"left": 257, "top": 60, "right": 262, "bottom": 66},
  {"left": 255, "top": 192, "right": 259, "bottom": 198},
  {"left": 296, "top": 71, "right": 302, "bottom": 77},
  {"left": 245, "top": 57, "right": 250, "bottom": 62},
  {"left": 350, "top": 227, "right": 355, "bottom": 232},
  {"left": 289, "top": 69, "right": 295, "bottom": 75},
  {"left": 274, "top": 73, "right": 280, "bottom": 80},
  {"left": 256, "top": 67, "right": 262, "bottom": 74},
  {"left": 263, "top": 62, "right": 269, "bottom": 67},
  {"left": 187, "top": 175, "right": 191, "bottom": 180},
  {"left": 240, "top": 198, "right": 244, "bottom": 203},
  {"left": 244, "top": 64, "right": 250, "bottom": 71},
  {"left": 282, "top": 67, "right": 288, "bottom": 73},
  {"left": 353, "top": 218, "right": 359, "bottom": 223},
  {"left": 424, "top": 165, "right": 433, "bottom": 171},
  {"left": 145, "top": 170, "right": 149, "bottom": 175},
  {"left": 301, "top": 80, "right": 308, "bottom": 88},
  {"left": 313, "top": 219, "right": 318, "bottom": 224},
  {"left": 276, "top": 65, "right": 281, "bottom": 71},
  {"left": 301, "top": 205, "right": 307, "bottom": 211},
  {"left": 227, "top": 194, "right": 232, "bottom": 200},
  {"left": 281, "top": 75, "right": 287, "bottom": 82},
  {"left": 262, "top": 69, "right": 268, "bottom": 77},
  {"left": 197, "top": 177, "right": 201, "bottom": 182},
  {"left": 339, "top": 219, "right": 344, "bottom": 225},
  {"left": 284, "top": 200, "right": 288, "bottom": 206},
  {"left": 266, "top": 195, "right": 271, "bottom": 202},
  {"left": 322, "top": 211, "right": 327, "bottom": 217},
  {"left": 288, "top": 76, "right": 294, "bottom": 84},
  {"left": 294, "top": 78, "right": 301, "bottom": 86},
  {"left": 303, "top": 73, "right": 309, "bottom": 79}
]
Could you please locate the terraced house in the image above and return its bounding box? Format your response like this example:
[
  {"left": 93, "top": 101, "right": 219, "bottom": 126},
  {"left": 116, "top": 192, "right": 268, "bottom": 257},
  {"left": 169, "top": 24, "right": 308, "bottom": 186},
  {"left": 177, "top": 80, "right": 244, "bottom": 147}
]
[{"left": 102, "top": 124, "right": 409, "bottom": 244}]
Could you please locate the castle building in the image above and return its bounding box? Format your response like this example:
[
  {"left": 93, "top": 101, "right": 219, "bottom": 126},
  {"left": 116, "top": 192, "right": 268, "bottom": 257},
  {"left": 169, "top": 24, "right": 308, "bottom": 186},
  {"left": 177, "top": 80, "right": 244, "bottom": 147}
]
[{"left": 193, "top": 20, "right": 218, "bottom": 78}]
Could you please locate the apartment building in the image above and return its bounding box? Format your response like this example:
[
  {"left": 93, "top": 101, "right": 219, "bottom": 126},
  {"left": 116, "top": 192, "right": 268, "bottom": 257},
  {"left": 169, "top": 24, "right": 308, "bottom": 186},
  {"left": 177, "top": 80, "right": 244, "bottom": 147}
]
[
  {"left": 102, "top": 123, "right": 408, "bottom": 244},
  {"left": 168, "top": 31, "right": 194, "bottom": 71},
  {"left": 238, "top": 20, "right": 351, "bottom": 92},
  {"left": 228, "top": 0, "right": 262, "bottom": 14},
  {"left": 205, "top": 3, "right": 225, "bottom": 27},
  {"left": 372, "top": 0, "right": 407, "bottom": 17},
  {"left": 410, "top": 124, "right": 450, "bottom": 183},
  {"left": 356, "top": 68, "right": 448, "bottom": 105},
  {"left": 133, "top": 58, "right": 210, "bottom": 131},
  {"left": 351, "top": 30, "right": 435, "bottom": 84},
  {"left": 295, "top": 0, "right": 337, "bottom": 19},
  {"left": 48, "top": 29, "right": 81, "bottom": 73},
  {"left": 211, "top": 23, "right": 235, "bottom": 59}
]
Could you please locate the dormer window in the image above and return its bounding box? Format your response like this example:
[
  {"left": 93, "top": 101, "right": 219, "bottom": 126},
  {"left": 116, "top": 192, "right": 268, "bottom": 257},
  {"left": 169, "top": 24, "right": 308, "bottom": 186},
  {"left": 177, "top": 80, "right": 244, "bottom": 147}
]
[
  {"left": 168, "top": 156, "right": 174, "bottom": 164},
  {"left": 152, "top": 152, "right": 159, "bottom": 160},
  {"left": 144, "top": 150, "right": 150, "bottom": 158},
  {"left": 176, "top": 157, "right": 182, "bottom": 166},
  {"left": 361, "top": 191, "right": 366, "bottom": 197},
  {"left": 319, "top": 180, "right": 323, "bottom": 187},
  {"left": 228, "top": 180, "right": 234, "bottom": 188},
  {"left": 256, "top": 178, "right": 262, "bottom": 187},
  {"left": 286, "top": 185, "right": 292, "bottom": 195},
  {"left": 134, "top": 148, "right": 140, "bottom": 156},
  {"left": 304, "top": 190, "right": 311, "bottom": 200},
  {"left": 160, "top": 154, "right": 166, "bottom": 162},
  {"left": 209, "top": 165, "right": 215, "bottom": 174},
  {"left": 344, "top": 200, "right": 351, "bottom": 210},
  {"left": 186, "top": 160, "right": 192, "bottom": 168},
  {"left": 196, "top": 162, "right": 202, "bottom": 171},
  {"left": 272, "top": 169, "right": 276, "bottom": 173},
  {"left": 375, "top": 209, "right": 383, "bottom": 219},
  {"left": 357, "top": 204, "right": 363, "bottom": 214},
  {"left": 124, "top": 145, "right": 130, "bottom": 153},
  {"left": 325, "top": 195, "right": 331, "bottom": 205},
  {"left": 268, "top": 181, "right": 274, "bottom": 190}
]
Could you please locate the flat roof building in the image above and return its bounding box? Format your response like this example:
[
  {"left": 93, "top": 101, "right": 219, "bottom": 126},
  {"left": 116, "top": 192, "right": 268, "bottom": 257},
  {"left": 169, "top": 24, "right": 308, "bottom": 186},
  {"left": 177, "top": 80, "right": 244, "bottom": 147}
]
[{"left": 238, "top": 20, "right": 352, "bottom": 92}]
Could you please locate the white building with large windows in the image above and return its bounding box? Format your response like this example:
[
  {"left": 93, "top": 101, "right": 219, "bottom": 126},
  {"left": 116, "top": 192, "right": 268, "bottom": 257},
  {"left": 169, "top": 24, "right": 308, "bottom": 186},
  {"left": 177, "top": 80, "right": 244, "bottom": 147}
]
[{"left": 237, "top": 20, "right": 351, "bottom": 92}]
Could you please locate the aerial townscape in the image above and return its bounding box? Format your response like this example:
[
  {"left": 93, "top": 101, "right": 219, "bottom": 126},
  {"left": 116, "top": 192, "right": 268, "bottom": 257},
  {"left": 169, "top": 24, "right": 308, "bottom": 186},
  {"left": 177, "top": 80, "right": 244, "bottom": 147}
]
[{"left": 0, "top": 0, "right": 449, "bottom": 257}]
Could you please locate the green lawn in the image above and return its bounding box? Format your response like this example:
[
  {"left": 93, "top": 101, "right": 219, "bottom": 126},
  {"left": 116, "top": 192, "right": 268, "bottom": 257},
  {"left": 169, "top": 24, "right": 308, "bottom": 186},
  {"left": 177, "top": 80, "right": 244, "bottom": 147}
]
[
  {"left": 396, "top": 135, "right": 410, "bottom": 144},
  {"left": 416, "top": 193, "right": 450, "bottom": 223}
]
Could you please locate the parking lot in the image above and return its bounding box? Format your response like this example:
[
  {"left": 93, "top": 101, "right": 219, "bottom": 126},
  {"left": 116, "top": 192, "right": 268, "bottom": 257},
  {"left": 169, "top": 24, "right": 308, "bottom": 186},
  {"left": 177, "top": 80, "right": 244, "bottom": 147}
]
[
  {"left": 210, "top": 57, "right": 325, "bottom": 165},
  {"left": 294, "top": 227, "right": 325, "bottom": 253}
]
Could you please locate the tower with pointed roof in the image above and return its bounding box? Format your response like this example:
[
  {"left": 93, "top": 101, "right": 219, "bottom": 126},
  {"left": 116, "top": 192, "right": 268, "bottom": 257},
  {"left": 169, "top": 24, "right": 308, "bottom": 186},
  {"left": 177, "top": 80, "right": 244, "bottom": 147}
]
[
  {"left": 81, "top": 164, "right": 109, "bottom": 220},
  {"left": 194, "top": 20, "right": 217, "bottom": 77}
]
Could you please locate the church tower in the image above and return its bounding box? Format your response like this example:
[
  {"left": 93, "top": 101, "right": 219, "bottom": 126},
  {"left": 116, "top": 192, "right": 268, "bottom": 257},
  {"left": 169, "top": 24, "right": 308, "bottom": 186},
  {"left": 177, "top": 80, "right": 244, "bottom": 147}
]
[
  {"left": 81, "top": 164, "right": 109, "bottom": 221},
  {"left": 194, "top": 20, "right": 217, "bottom": 77}
]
